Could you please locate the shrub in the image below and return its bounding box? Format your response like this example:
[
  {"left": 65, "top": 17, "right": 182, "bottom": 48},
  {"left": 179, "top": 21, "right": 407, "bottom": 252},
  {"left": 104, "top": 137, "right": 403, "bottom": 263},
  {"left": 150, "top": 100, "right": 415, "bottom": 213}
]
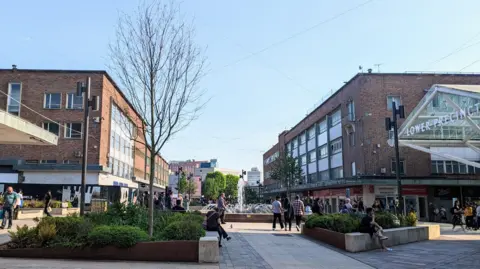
[
  {"left": 50, "top": 201, "right": 62, "bottom": 208},
  {"left": 8, "top": 225, "right": 39, "bottom": 248},
  {"left": 87, "top": 225, "right": 149, "bottom": 248},
  {"left": 23, "top": 200, "right": 45, "bottom": 209},
  {"left": 374, "top": 212, "right": 400, "bottom": 229},
  {"left": 37, "top": 222, "right": 56, "bottom": 243},
  {"left": 305, "top": 213, "right": 360, "bottom": 233},
  {"left": 159, "top": 221, "right": 205, "bottom": 241}
]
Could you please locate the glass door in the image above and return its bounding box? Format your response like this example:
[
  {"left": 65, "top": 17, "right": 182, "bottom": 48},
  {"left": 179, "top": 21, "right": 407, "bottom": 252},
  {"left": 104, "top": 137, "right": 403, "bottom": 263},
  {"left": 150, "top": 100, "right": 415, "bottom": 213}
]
[{"left": 404, "top": 196, "right": 418, "bottom": 215}]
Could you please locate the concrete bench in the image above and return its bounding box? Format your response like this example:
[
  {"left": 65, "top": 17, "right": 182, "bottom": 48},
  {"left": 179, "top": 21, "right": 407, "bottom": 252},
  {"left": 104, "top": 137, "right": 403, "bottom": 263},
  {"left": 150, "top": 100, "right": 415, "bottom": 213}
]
[
  {"left": 344, "top": 225, "right": 440, "bottom": 252},
  {"left": 198, "top": 236, "right": 219, "bottom": 263},
  {"left": 205, "top": 231, "right": 219, "bottom": 240}
]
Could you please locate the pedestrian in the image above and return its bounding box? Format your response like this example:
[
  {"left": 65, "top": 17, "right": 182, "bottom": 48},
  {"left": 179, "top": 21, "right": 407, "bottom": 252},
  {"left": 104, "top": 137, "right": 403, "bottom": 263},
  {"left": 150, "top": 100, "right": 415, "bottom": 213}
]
[
  {"left": 217, "top": 193, "right": 227, "bottom": 224},
  {"left": 205, "top": 207, "right": 231, "bottom": 247},
  {"left": 359, "top": 207, "right": 392, "bottom": 251},
  {"left": 171, "top": 199, "right": 186, "bottom": 213},
  {"left": 341, "top": 198, "right": 353, "bottom": 213},
  {"left": 312, "top": 198, "right": 320, "bottom": 214},
  {"left": 271, "top": 196, "right": 284, "bottom": 231},
  {"left": 283, "top": 197, "right": 294, "bottom": 231},
  {"left": 451, "top": 200, "right": 465, "bottom": 232},
  {"left": 44, "top": 190, "right": 52, "bottom": 217},
  {"left": 1, "top": 187, "right": 18, "bottom": 229},
  {"left": 292, "top": 195, "right": 305, "bottom": 231},
  {"left": 14, "top": 189, "right": 23, "bottom": 220}
]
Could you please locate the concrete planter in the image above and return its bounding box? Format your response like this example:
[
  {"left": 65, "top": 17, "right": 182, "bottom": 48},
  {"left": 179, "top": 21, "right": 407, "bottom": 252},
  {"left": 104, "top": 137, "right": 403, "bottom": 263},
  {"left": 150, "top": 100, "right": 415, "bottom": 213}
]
[
  {"left": 0, "top": 241, "right": 199, "bottom": 262},
  {"left": 17, "top": 208, "right": 43, "bottom": 220},
  {"left": 302, "top": 224, "right": 440, "bottom": 253},
  {"left": 51, "top": 208, "right": 80, "bottom": 216},
  {"left": 201, "top": 213, "right": 274, "bottom": 223}
]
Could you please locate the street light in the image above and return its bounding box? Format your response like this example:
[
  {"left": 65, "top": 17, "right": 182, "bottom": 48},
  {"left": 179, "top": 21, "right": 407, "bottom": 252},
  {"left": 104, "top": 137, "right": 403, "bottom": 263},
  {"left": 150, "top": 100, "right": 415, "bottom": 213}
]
[
  {"left": 257, "top": 180, "right": 263, "bottom": 203},
  {"left": 76, "top": 77, "right": 99, "bottom": 216},
  {"left": 385, "top": 101, "right": 405, "bottom": 214}
]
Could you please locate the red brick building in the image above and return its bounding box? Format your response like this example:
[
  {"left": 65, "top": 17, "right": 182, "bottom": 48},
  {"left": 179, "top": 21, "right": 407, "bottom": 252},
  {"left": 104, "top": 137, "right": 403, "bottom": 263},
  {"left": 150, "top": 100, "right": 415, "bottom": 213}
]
[
  {"left": 0, "top": 67, "right": 168, "bottom": 203},
  {"left": 263, "top": 73, "right": 480, "bottom": 219}
]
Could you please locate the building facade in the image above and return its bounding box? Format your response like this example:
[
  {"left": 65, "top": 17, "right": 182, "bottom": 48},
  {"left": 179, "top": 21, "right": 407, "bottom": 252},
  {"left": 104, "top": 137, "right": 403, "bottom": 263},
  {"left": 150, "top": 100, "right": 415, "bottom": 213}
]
[
  {"left": 0, "top": 67, "right": 169, "bottom": 204},
  {"left": 246, "top": 167, "right": 262, "bottom": 186},
  {"left": 263, "top": 73, "right": 480, "bottom": 220},
  {"left": 169, "top": 159, "right": 208, "bottom": 176}
]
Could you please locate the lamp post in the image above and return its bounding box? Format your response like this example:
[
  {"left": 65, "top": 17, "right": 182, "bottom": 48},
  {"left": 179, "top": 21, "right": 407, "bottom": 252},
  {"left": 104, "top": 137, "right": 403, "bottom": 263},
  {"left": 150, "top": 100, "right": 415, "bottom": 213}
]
[
  {"left": 76, "top": 77, "right": 99, "bottom": 216},
  {"left": 385, "top": 101, "right": 405, "bottom": 214},
  {"left": 257, "top": 180, "right": 263, "bottom": 203}
]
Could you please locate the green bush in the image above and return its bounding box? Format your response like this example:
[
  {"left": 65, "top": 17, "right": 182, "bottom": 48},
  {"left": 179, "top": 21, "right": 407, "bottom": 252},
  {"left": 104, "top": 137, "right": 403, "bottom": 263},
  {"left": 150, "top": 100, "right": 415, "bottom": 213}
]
[
  {"left": 159, "top": 221, "right": 205, "bottom": 241},
  {"left": 374, "top": 212, "right": 400, "bottom": 229},
  {"left": 87, "top": 225, "right": 149, "bottom": 248},
  {"left": 8, "top": 225, "right": 40, "bottom": 249}
]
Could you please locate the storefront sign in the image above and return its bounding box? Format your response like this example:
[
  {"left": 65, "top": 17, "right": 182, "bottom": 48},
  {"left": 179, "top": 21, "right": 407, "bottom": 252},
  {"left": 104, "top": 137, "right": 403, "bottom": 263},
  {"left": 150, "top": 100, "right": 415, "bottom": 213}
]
[
  {"left": 402, "top": 185, "right": 427, "bottom": 196},
  {"left": 375, "top": 186, "right": 397, "bottom": 196},
  {"left": 406, "top": 104, "right": 480, "bottom": 136}
]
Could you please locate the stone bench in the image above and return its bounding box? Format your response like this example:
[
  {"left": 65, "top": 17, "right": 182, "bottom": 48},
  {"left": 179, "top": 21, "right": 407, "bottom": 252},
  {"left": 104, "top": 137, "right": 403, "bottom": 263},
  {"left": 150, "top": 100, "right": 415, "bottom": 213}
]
[
  {"left": 205, "top": 231, "right": 219, "bottom": 239},
  {"left": 344, "top": 225, "right": 440, "bottom": 252},
  {"left": 198, "top": 236, "right": 219, "bottom": 263}
]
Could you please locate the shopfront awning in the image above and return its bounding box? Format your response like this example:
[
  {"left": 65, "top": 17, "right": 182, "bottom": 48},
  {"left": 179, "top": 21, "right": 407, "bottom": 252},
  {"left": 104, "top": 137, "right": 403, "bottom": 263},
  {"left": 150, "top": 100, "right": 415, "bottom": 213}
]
[
  {"left": 0, "top": 109, "right": 58, "bottom": 145},
  {"left": 398, "top": 84, "right": 480, "bottom": 168}
]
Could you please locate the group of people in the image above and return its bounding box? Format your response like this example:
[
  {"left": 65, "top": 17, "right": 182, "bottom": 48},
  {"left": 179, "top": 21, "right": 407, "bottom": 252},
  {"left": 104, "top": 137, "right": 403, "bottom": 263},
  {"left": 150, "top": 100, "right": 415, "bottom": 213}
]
[
  {"left": 450, "top": 200, "right": 480, "bottom": 231},
  {"left": 0, "top": 186, "right": 53, "bottom": 229},
  {"left": 271, "top": 195, "right": 305, "bottom": 231}
]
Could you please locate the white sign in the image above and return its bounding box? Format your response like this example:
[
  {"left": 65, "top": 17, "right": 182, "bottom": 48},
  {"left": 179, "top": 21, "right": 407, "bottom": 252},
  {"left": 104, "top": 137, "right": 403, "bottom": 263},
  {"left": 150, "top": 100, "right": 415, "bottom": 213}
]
[
  {"left": 406, "top": 104, "right": 480, "bottom": 136},
  {"left": 375, "top": 186, "right": 397, "bottom": 196}
]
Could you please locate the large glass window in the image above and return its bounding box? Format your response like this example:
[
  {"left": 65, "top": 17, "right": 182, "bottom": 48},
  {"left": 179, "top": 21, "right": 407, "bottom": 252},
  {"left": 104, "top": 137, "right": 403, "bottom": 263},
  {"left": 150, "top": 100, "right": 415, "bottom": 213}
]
[
  {"left": 330, "top": 110, "right": 341, "bottom": 127},
  {"left": 332, "top": 167, "right": 343, "bottom": 179},
  {"left": 44, "top": 93, "right": 62, "bottom": 109},
  {"left": 7, "top": 83, "right": 21, "bottom": 116},
  {"left": 300, "top": 155, "right": 307, "bottom": 166},
  {"left": 308, "top": 150, "right": 316, "bottom": 163},
  {"left": 109, "top": 104, "right": 135, "bottom": 180},
  {"left": 318, "top": 120, "right": 327, "bottom": 134},
  {"left": 293, "top": 139, "right": 298, "bottom": 149},
  {"left": 66, "top": 93, "right": 83, "bottom": 109},
  {"left": 319, "top": 144, "right": 328, "bottom": 158},
  {"left": 330, "top": 138, "right": 342, "bottom": 154},
  {"left": 300, "top": 133, "right": 306, "bottom": 145},
  {"left": 308, "top": 127, "right": 315, "bottom": 140},
  {"left": 42, "top": 122, "right": 59, "bottom": 135},
  {"left": 347, "top": 101, "right": 355, "bottom": 121},
  {"left": 320, "top": 170, "right": 329, "bottom": 180}
]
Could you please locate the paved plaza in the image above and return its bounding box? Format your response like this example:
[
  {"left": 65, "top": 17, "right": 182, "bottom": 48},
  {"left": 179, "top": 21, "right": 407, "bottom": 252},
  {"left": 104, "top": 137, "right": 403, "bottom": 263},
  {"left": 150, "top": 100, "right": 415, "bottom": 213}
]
[{"left": 0, "top": 220, "right": 479, "bottom": 268}]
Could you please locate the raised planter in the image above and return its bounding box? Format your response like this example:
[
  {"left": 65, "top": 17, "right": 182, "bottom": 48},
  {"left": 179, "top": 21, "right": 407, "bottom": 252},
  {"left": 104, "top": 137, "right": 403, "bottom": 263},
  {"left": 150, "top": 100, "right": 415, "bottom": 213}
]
[
  {"left": 51, "top": 208, "right": 80, "bottom": 216},
  {"left": 302, "top": 224, "right": 440, "bottom": 253},
  {"left": 0, "top": 241, "right": 199, "bottom": 262},
  {"left": 17, "top": 208, "right": 44, "bottom": 220}
]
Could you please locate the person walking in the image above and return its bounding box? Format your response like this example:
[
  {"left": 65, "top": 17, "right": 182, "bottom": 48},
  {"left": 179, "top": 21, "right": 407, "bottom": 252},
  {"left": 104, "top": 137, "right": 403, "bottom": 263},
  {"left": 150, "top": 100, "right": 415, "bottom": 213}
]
[
  {"left": 217, "top": 193, "right": 227, "bottom": 224},
  {"left": 292, "top": 195, "right": 305, "bottom": 231},
  {"left": 1, "top": 187, "right": 18, "bottom": 229},
  {"left": 44, "top": 190, "right": 52, "bottom": 217},
  {"left": 272, "top": 196, "right": 284, "bottom": 231},
  {"left": 451, "top": 200, "right": 465, "bottom": 232},
  {"left": 283, "top": 197, "right": 294, "bottom": 231}
]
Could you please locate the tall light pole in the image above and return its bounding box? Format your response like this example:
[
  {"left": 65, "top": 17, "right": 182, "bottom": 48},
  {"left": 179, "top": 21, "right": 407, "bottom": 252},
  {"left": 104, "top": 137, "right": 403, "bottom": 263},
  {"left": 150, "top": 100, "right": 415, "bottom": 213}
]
[
  {"left": 385, "top": 101, "right": 405, "bottom": 214},
  {"left": 76, "top": 77, "right": 99, "bottom": 216}
]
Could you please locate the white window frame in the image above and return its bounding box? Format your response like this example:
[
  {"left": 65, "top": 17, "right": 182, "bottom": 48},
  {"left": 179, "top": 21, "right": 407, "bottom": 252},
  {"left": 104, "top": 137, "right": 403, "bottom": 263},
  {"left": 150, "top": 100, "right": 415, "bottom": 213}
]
[
  {"left": 308, "top": 127, "right": 316, "bottom": 140},
  {"left": 44, "top": 93, "right": 62, "bottom": 109},
  {"left": 300, "top": 154, "right": 307, "bottom": 165},
  {"left": 42, "top": 122, "right": 60, "bottom": 135},
  {"left": 64, "top": 122, "right": 83, "bottom": 139},
  {"left": 7, "top": 82, "right": 22, "bottom": 116},
  {"left": 387, "top": 95, "right": 401, "bottom": 111},
  {"left": 330, "top": 110, "right": 341, "bottom": 127},
  {"left": 351, "top": 162, "right": 356, "bottom": 176},
  {"left": 391, "top": 159, "right": 406, "bottom": 175},
  {"left": 66, "top": 93, "right": 84, "bottom": 109},
  {"left": 308, "top": 150, "right": 316, "bottom": 163},
  {"left": 331, "top": 138, "right": 343, "bottom": 154},
  {"left": 319, "top": 144, "right": 328, "bottom": 159},
  {"left": 300, "top": 133, "right": 306, "bottom": 145}
]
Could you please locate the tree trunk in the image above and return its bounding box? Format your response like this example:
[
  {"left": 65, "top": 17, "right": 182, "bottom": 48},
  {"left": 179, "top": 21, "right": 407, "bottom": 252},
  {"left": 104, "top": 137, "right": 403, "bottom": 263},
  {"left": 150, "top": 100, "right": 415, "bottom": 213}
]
[{"left": 148, "top": 152, "right": 155, "bottom": 237}]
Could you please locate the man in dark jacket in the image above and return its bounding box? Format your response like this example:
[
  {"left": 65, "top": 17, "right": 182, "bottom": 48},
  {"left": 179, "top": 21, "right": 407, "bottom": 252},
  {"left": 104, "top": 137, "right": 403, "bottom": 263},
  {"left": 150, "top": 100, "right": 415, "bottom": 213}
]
[
  {"left": 44, "top": 190, "right": 52, "bottom": 217},
  {"left": 206, "top": 207, "right": 231, "bottom": 247}
]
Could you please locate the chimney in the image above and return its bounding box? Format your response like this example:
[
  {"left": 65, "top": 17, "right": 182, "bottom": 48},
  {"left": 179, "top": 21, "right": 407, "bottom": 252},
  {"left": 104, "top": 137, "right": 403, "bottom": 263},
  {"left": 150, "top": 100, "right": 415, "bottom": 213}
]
[{"left": 12, "top": 64, "right": 17, "bottom": 71}]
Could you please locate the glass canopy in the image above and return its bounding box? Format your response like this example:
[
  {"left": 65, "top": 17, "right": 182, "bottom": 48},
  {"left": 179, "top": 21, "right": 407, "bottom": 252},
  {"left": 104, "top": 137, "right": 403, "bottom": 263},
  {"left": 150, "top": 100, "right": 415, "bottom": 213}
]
[{"left": 398, "top": 84, "right": 480, "bottom": 142}]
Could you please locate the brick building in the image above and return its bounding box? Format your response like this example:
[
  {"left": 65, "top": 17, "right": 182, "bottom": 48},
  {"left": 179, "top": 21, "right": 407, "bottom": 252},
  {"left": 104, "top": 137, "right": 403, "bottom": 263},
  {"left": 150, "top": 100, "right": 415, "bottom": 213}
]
[
  {"left": 263, "top": 72, "right": 480, "bottom": 220},
  {"left": 0, "top": 67, "right": 169, "bottom": 204}
]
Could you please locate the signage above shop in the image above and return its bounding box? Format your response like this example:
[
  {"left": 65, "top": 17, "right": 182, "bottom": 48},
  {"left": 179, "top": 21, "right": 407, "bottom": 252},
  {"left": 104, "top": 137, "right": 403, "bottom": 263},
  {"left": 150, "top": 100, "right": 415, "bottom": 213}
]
[{"left": 405, "top": 104, "right": 480, "bottom": 137}]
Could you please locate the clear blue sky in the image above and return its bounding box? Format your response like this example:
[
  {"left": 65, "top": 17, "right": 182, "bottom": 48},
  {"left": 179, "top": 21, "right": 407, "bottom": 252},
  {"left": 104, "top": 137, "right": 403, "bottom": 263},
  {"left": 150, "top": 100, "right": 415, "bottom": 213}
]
[{"left": 2, "top": 0, "right": 480, "bottom": 173}]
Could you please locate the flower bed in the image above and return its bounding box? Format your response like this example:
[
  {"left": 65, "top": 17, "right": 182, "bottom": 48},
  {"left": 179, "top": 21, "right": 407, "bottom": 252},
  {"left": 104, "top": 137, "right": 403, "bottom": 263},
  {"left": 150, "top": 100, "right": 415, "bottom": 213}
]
[
  {"left": 302, "top": 212, "right": 428, "bottom": 252},
  {"left": 0, "top": 203, "right": 207, "bottom": 262}
]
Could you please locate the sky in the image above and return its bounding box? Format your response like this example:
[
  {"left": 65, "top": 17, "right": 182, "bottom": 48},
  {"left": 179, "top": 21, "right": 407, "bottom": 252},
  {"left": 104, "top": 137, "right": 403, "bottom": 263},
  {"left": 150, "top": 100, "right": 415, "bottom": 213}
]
[{"left": 2, "top": 0, "right": 480, "bottom": 174}]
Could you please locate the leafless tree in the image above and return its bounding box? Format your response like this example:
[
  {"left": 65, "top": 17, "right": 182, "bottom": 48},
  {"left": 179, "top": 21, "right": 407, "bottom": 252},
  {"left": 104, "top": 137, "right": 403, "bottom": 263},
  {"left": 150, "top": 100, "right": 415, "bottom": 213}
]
[{"left": 109, "top": 0, "right": 206, "bottom": 236}]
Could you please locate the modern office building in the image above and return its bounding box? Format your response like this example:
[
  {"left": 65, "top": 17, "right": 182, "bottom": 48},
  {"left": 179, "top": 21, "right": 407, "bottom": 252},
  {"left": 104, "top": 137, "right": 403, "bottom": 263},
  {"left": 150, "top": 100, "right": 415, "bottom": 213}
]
[
  {"left": 246, "top": 167, "right": 262, "bottom": 186},
  {"left": 263, "top": 72, "right": 480, "bottom": 220},
  {"left": 0, "top": 67, "right": 169, "bottom": 203}
]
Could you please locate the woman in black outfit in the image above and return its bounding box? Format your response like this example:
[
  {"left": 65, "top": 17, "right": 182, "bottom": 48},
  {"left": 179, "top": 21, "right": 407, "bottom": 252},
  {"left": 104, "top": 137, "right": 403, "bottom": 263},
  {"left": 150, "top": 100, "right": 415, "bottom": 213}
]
[
  {"left": 283, "top": 198, "right": 294, "bottom": 231},
  {"left": 451, "top": 200, "right": 465, "bottom": 232},
  {"left": 312, "top": 198, "right": 320, "bottom": 214}
]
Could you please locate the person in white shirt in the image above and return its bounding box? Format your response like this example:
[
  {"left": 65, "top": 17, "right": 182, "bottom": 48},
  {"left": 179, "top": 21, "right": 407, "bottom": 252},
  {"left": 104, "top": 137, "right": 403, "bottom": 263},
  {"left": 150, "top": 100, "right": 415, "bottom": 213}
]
[{"left": 272, "top": 196, "right": 284, "bottom": 231}]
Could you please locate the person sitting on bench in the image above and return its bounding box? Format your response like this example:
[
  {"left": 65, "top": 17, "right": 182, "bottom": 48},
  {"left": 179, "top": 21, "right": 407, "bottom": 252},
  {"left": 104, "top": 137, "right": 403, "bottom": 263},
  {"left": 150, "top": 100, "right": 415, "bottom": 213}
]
[
  {"left": 172, "top": 199, "right": 186, "bottom": 213},
  {"left": 359, "top": 207, "right": 392, "bottom": 251},
  {"left": 206, "top": 207, "right": 231, "bottom": 247}
]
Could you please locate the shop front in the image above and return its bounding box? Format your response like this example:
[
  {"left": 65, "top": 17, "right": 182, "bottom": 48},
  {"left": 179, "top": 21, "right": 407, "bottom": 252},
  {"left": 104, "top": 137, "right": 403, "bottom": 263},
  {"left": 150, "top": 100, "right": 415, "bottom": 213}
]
[{"left": 311, "top": 186, "right": 363, "bottom": 213}]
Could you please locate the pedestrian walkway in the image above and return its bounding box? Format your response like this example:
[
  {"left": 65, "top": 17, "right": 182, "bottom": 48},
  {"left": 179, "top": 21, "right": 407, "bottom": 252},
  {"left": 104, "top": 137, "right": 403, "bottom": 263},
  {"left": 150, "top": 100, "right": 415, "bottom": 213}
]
[
  {"left": 0, "top": 219, "right": 37, "bottom": 244},
  {"left": 220, "top": 223, "right": 373, "bottom": 269}
]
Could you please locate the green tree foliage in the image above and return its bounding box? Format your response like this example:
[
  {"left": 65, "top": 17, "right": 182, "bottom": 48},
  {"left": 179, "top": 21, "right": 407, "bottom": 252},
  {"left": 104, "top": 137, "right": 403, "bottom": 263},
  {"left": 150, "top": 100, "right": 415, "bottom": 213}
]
[
  {"left": 224, "top": 174, "right": 239, "bottom": 203},
  {"left": 270, "top": 152, "right": 304, "bottom": 197},
  {"left": 244, "top": 187, "right": 259, "bottom": 204},
  {"left": 203, "top": 177, "right": 218, "bottom": 200},
  {"left": 204, "top": 171, "right": 226, "bottom": 199},
  {"left": 185, "top": 179, "right": 197, "bottom": 197},
  {"left": 177, "top": 174, "right": 188, "bottom": 195}
]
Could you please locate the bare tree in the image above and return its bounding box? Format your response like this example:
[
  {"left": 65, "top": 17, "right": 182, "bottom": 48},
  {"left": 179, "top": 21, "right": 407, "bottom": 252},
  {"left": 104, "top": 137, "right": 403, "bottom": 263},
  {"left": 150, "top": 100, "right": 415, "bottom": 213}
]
[{"left": 109, "top": 0, "right": 206, "bottom": 236}]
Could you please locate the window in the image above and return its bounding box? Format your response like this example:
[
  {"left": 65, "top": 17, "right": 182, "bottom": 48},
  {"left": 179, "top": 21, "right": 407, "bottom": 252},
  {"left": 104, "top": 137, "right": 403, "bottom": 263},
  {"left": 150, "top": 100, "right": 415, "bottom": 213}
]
[
  {"left": 308, "top": 127, "right": 315, "bottom": 140},
  {"left": 445, "top": 161, "right": 453, "bottom": 173},
  {"left": 66, "top": 93, "right": 83, "bottom": 109},
  {"left": 330, "top": 110, "right": 341, "bottom": 127},
  {"left": 332, "top": 167, "right": 343, "bottom": 179},
  {"left": 308, "top": 150, "right": 316, "bottom": 163},
  {"left": 7, "top": 83, "right": 22, "bottom": 116},
  {"left": 300, "top": 155, "right": 307, "bottom": 166},
  {"left": 330, "top": 138, "right": 342, "bottom": 154},
  {"left": 388, "top": 128, "right": 394, "bottom": 140},
  {"left": 63, "top": 160, "right": 80, "bottom": 164},
  {"left": 391, "top": 159, "right": 405, "bottom": 175},
  {"left": 431, "top": 160, "right": 445, "bottom": 174},
  {"left": 351, "top": 162, "right": 356, "bottom": 176},
  {"left": 319, "top": 144, "right": 328, "bottom": 158},
  {"left": 349, "top": 132, "right": 355, "bottom": 147},
  {"left": 64, "top": 123, "right": 82, "bottom": 138},
  {"left": 44, "top": 93, "right": 62, "bottom": 109},
  {"left": 347, "top": 101, "right": 355, "bottom": 121},
  {"left": 318, "top": 120, "right": 327, "bottom": 134},
  {"left": 307, "top": 173, "right": 317, "bottom": 183},
  {"left": 300, "top": 133, "right": 306, "bottom": 145},
  {"left": 42, "top": 122, "right": 60, "bottom": 135},
  {"left": 320, "top": 170, "right": 329, "bottom": 180},
  {"left": 40, "top": 160, "right": 57, "bottom": 164},
  {"left": 25, "top": 160, "right": 39, "bottom": 164},
  {"left": 387, "top": 96, "right": 401, "bottom": 111},
  {"left": 293, "top": 139, "right": 298, "bottom": 149}
]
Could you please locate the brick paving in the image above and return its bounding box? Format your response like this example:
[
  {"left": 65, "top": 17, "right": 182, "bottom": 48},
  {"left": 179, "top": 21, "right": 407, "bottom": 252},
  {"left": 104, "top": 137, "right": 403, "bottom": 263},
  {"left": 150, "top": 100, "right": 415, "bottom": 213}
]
[{"left": 219, "top": 232, "right": 273, "bottom": 269}]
